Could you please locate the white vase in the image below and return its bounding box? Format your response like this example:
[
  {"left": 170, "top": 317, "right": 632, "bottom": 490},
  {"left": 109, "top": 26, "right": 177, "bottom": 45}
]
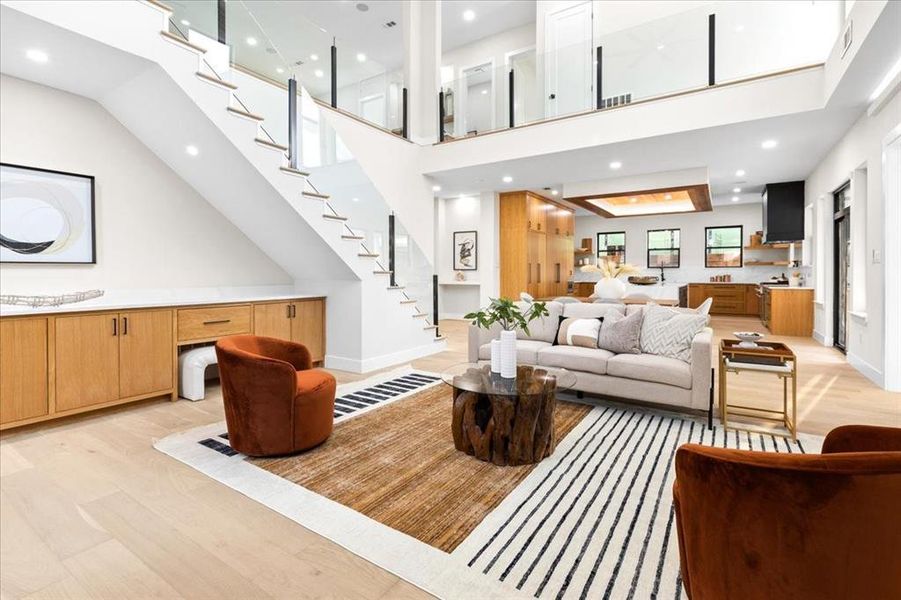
[
  {"left": 594, "top": 277, "right": 626, "bottom": 300},
  {"left": 490, "top": 339, "right": 501, "bottom": 373},
  {"left": 500, "top": 330, "right": 517, "bottom": 378}
]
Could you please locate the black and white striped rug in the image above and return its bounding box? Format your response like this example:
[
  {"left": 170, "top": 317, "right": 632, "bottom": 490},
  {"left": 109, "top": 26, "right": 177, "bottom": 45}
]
[{"left": 452, "top": 403, "right": 820, "bottom": 599}]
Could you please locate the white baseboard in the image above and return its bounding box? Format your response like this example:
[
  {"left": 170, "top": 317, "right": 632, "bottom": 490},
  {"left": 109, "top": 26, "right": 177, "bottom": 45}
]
[
  {"left": 812, "top": 330, "right": 830, "bottom": 346},
  {"left": 325, "top": 338, "right": 447, "bottom": 373},
  {"left": 847, "top": 352, "right": 885, "bottom": 387}
]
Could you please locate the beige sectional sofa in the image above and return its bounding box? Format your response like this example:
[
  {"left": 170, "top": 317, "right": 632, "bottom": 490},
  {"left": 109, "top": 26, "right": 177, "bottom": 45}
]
[{"left": 467, "top": 301, "right": 713, "bottom": 414}]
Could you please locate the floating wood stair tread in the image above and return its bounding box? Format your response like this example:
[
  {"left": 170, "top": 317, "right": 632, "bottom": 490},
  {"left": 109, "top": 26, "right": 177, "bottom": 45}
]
[
  {"left": 387, "top": 286, "right": 406, "bottom": 290},
  {"left": 423, "top": 325, "right": 439, "bottom": 331},
  {"left": 255, "top": 138, "right": 288, "bottom": 152},
  {"left": 322, "top": 214, "right": 347, "bottom": 221},
  {"left": 227, "top": 106, "right": 264, "bottom": 121},
  {"left": 412, "top": 313, "right": 428, "bottom": 318},
  {"left": 160, "top": 31, "right": 207, "bottom": 53},
  {"left": 280, "top": 166, "right": 310, "bottom": 177},
  {"left": 145, "top": 0, "right": 173, "bottom": 14},
  {"left": 196, "top": 72, "right": 237, "bottom": 90},
  {"left": 373, "top": 270, "right": 393, "bottom": 275},
  {"left": 358, "top": 253, "right": 379, "bottom": 258},
  {"left": 341, "top": 235, "right": 365, "bottom": 240},
  {"left": 303, "top": 191, "right": 330, "bottom": 199},
  {"left": 399, "top": 299, "right": 418, "bottom": 304}
]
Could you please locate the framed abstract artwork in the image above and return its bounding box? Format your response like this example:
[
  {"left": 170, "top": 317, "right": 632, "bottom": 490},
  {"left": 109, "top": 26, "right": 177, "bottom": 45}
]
[
  {"left": 453, "top": 230, "right": 477, "bottom": 271},
  {"left": 0, "top": 163, "right": 96, "bottom": 264}
]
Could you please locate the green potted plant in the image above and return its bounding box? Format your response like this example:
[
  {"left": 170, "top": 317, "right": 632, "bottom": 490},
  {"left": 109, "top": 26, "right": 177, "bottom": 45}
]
[{"left": 464, "top": 298, "right": 548, "bottom": 378}]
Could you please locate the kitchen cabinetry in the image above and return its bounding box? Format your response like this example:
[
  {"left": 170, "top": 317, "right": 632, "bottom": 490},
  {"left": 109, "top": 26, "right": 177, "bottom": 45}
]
[
  {"left": 500, "top": 191, "right": 574, "bottom": 299},
  {"left": 687, "top": 284, "right": 757, "bottom": 315},
  {"left": 761, "top": 287, "right": 813, "bottom": 336},
  {"left": 762, "top": 181, "right": 805, "bottom": 243},
  {"left": 253, "top": 299, "right": 326, "bottom": 363},
  {"left": 0, "top": 318, "right": 48, "bottom": 425}
]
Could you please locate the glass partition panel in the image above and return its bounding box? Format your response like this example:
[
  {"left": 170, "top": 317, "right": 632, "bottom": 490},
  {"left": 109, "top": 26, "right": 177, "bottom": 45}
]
[
  {"left": 441, "top": 61, "right": 510, "bottom": 139},
  {"left": 393, "top": 218, "right": 435, "bottom": 320},
  {"left": 714, "top": 0, "right": 841, "bottom": 82},
  {"left": 599, "top": 6, "right": 708, "bottom": 105},
  {"left": 167, "top": 0, "right": 218, "bottom": 42}
]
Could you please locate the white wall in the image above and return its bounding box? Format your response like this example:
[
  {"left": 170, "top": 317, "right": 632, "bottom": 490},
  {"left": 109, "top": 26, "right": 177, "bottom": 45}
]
[
  {"left": 0, "top": 75, "right": 291, "bottom": 294},
  {"left": 807, "top": 87, "right": 900, "bottom": 387},
  {"left": 573, "top": 203, "right": 794, "bottom": 283}
]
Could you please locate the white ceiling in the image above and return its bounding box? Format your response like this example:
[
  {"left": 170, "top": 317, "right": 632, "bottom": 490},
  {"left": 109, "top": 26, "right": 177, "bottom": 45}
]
[{"left": 442, "top": 1, "right": 536, "bottom": 52}]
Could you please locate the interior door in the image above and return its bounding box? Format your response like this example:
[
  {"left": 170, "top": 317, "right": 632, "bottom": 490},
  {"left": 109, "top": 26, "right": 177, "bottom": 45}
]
[
  {"left": 292, "top": 300, "right": 325, "bottom": 363},
  {"left": 119, "top": 310, "right": 173, "bottom": 398},
  {"left": 253, "top": 302, "right": 293, "bottom": 341},
  {"left": 544, "top": 2, "right": 592, "bottom": 117},
  {"left": 55, "top": 314, "right": 120, "bottom": 411},
  {"left": 834, "top": 210, "right": 850, "bottom": 351}
]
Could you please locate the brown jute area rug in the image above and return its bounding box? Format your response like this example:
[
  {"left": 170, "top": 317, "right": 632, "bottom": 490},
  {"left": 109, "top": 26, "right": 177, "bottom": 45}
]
[{"left": 252, "top": 383, "right": 592, "bottom": 552}]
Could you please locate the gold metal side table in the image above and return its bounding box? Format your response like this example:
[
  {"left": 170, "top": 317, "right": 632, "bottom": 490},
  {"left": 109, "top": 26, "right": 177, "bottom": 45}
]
[{"left": 718, "top": 339, "right": 797, "bottom": 441}]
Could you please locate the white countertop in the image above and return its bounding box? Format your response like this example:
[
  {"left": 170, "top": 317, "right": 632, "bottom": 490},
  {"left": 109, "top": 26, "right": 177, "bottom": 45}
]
[
  {"left": 764, "top": 285, "right": 814, "bottom": 290},
  {"left": 0, "top": 286, "right": 323, "bottom": 317}
]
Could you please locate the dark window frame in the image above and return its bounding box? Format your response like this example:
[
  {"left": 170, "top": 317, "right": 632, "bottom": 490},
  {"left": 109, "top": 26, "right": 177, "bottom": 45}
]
[
  {"left": 647, "top": 228, "right": 681, "bottom": 268},
  {"left": 704, "top": 225, "right": 743, "bottom": 268},
  {"left": 597, "top": 231, "right": 626, "bottom": 264}
]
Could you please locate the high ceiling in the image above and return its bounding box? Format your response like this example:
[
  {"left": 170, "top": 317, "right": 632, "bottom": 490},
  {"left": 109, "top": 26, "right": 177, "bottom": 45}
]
[{"left": 441, "top": 1, "right": 536, "bottom": 53}]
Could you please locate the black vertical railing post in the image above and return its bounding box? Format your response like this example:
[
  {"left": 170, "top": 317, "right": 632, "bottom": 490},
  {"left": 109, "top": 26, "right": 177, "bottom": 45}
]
[
  {"left": 432, "top": 274, "right": 439, "bottom": 337},
  {"left": 217, "top": 0, "right": 226, "bottom": 44},
  {"left": 438, "top": 90, "right": 445, "bottom": 142},
  {"left": 708, "top": 14, "right": 716, "bottom": 86},
  {"left": 508, "top": 69, "right": 515, "bottom": 128},
  {"left": 596, "top": 46, "right": 603, "bottom": 109},
  {"left": 287, "top": 77, "right": 298, "bottom": 169},
  {"left": 388, "top": 213, "right": 396, "bottom": 288},
  {"left": 330, "top": 39, "right": 338, "bottom": 108},
  {"left": 401, "top": 87, "right": 408, "bottom": 139}
]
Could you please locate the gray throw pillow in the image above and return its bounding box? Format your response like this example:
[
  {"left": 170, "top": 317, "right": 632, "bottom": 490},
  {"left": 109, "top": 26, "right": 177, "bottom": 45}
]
[
  {"left": 640, "top": 304, "right": 707, "bottom": 362},
  {"left": 597, "top": 310, "right": 643, "bottom": 354}
]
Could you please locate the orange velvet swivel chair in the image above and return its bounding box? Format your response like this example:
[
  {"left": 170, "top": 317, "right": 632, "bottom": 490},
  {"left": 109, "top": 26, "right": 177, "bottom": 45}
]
[
  {"left": 673, "top": 425, "right": 901, "bottom": 600},
  {"left": 215, "top": 335, "right": 335, "bottom": 457}
]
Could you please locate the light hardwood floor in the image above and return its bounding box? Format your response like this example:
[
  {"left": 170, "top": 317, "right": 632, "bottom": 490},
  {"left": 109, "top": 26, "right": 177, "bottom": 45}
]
[{"left": 1, "top": 317, "right": 897, "bottom": 599}]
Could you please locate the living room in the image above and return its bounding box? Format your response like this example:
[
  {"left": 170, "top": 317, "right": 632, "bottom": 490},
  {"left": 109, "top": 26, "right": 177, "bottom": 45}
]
[{"left": 1, "top": 1, "right": 899, "bottom": 599}]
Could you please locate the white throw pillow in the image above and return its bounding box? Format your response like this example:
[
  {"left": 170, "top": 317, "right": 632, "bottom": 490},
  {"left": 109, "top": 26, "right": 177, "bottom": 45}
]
[
  {"left": 640, "top": 304, "right": 707, "bottom": 362},
  {"left": 696, "top": 297, "right": 713, "bottom": 316}
]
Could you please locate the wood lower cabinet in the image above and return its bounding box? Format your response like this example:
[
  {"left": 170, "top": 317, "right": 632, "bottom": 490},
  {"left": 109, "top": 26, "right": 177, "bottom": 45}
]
[
  {"left": 687, "top": 284, "right": 756, "bottom": 315},
  {"left": 253, "top": 299, "right": 326, "bottom": 363},
  {"left": 55, "top": 314, "right": 121, "bottom": 412},
  {"left": 119, "top": 310, "right": 174, "bottom": 398},
  {"left": 0, "top": 318, "right": 48, "bottom": 425}
]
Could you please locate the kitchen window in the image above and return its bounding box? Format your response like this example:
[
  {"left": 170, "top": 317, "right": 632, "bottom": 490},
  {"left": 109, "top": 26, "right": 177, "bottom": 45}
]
[
  {"left": 705, "top": 226, "right": 743, "bottom": 267},
  {"left": 597, "top": 232, "right": 626, "bottom": 265},
  {"left": 647, "top": 229, "right": 680, "bottom": 268}
]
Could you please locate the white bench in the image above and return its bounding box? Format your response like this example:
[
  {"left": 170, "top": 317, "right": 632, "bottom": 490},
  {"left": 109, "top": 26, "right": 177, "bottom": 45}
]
[{"left": 178, "top": 346, "right": 218, "bottom": 401}]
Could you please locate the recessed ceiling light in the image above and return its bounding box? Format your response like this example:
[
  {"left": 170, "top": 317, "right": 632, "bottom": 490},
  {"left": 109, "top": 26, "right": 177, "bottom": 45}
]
[
  {"left": 735, "top": 24, "right": 745, "bottom": 32},
  {"left": 185, "top": 145, "right": 199, "bottom": 156},
  {"left": 502, "top": 175, "right": 513, "bottom": 183},
  {"left": 463, "top": 9, "right": 476, "bottom": 21},
  {"left": 609, "top": 161, "right": 622, "bottom": 170},
  {"left": 551, "top": 189, "right": 559, "bottom": 196},
  {"left": 735, "top": 169, "right": 746, "bottom": 177},
  {"left": 246, "top": 37, "right": 258, "bottom": 47},
  {"left": 432, "top": 185, "right": 441, "bottom": 192},
  {"left": 352, "top": 197, "right": 360, "bottom": 202},
  {"left": 314, "top": 69, "right": 324, "bottom": 78},
  {"left": 761, "top": 139, "right": 778, "bottom": 149},
  {"left": 356, "top": 53, "right": 367, "bottom": 63},
  {"left": 481, "top": 89, "right": 488, "bottom": 95},
  {"left": 275, "top": 67, "right": 284, "bottom": 74},
  {"left": 732, "top": 196, "right": 740, "bottom": 202},
  {"left": 664, "top": 193, "right": 672, "bottom": 200},
  {"left": 25, "top": 49, "right": 48, "bottom": 63},
  {"left": 732, "top": 187, "right": 741, "bottom": 193},
  {"left": 310, "top": 53, "right": 319, "bottom": 61},
  {"left": 656, "top": 44, "right": 665, "bottom": 51},
  {"left": 629, "top": 197, "right": 638, "bottom": 203},
  {"left": 180, "top": 19, "right": 190, "bottom": 26}
]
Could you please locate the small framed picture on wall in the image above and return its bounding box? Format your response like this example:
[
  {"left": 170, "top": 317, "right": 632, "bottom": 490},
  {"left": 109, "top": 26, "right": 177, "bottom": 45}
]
[
  {"left": 0, "top": 163, "right": 96, "bottom": 264},
  {"left": 453, "top": 230, "right": 477, "bottom": 271}
]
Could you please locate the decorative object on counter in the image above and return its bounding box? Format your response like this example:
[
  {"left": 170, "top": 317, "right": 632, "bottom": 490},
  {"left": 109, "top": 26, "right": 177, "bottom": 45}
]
[
  {"left": 452, "top": 230, "right": 477, "bottom": 270},
  {"left": 0, "top": 289, "right": 104, "bottom": 308},
  {"left": 464, "top": 298, "right": 549, "bottom": 379},
  {"left": 734, "top": 331, "right": 765, "bottom": 348},
  {"left": 627, "top": 275, "right": 659, "bottom": 285},
  {"left": 454, "top": 270, "right": 466, "bottom": 281},
  {"left": 593, "top": 260, "right": 638, "bottom": 300},
  {"left": 789, "top": 271, "right": 802, "bottom": 287},
  {"left": 710, "top": 274, "right": 733, "bottom": 283},
  {"left": 0, "top": 163, "right": 96, "bottom": 264}
]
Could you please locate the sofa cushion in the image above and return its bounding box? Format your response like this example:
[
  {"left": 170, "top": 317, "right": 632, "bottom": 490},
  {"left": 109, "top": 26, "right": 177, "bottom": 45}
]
[
  {"left": 479, "top": 339, "right": 552, "bottom": 365},
  {"left": 607, "top": 353, "right": 693, "bottom": 389},
  {"left": 516, "top": 301, "right": 564, "bottom": 343},
  {"left": 537, "top": 345, "right": 614, "bottom": 375},
  {"left": 597, "top": 309, "right": 643, "bottom": 354},
  {"left": 563, "top": 302, "right": 624, "bottom": 320},
  {"left": 640, "top": 304, "right": 708, "bottom": 362},
  {"left": 554, "top": 316, "right": 602, "bottom": 348}
]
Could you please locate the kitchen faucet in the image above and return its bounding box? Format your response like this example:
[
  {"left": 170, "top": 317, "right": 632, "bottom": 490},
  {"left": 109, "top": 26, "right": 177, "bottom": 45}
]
[{"left": 659, "top": 266, "right": 666, "bottom": 283}]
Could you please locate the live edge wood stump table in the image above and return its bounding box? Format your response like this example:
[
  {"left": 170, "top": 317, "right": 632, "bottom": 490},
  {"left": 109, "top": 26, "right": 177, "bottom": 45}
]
[{"left": 442, "top": 363, "right": 577, "bottom": 466}]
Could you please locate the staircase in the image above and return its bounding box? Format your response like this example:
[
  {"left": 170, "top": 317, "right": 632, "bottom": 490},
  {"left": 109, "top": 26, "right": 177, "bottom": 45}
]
[{"left": 0, "top": 0, "right": 445, "bottom": 370}]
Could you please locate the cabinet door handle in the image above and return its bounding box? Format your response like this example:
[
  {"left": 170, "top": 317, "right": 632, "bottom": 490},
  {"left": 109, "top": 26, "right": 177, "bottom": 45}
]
[
  {"left": 123, "top": 317, "right": 128, "bottom": 335},
  {"left": 286, "top": 304, "right": 291, "bottom": 319},
  {"left": 291, "top": 304, "right": 296, "bottom": 319},
  {"left": 537, "top": 264, "right": 541, "bottom": 283},
  {"left": 203, "top": 319, "right": 231, "bottom": 325},
  {"left": 528, "top": 263, "right": 531, "bottom": 284},
  {"left": 112, "top": 318, "right": 117, "bottom": 336}
]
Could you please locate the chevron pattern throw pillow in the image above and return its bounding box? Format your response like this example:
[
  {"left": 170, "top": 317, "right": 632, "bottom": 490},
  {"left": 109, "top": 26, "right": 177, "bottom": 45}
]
[{"left": 640, "top": 304, "right": 707, "bottom": 362}]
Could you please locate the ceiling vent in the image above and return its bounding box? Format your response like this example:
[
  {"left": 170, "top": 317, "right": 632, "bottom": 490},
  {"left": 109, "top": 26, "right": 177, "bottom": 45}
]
[{"left": 383, "top": 20, "right": 397, "bottom": 28}]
